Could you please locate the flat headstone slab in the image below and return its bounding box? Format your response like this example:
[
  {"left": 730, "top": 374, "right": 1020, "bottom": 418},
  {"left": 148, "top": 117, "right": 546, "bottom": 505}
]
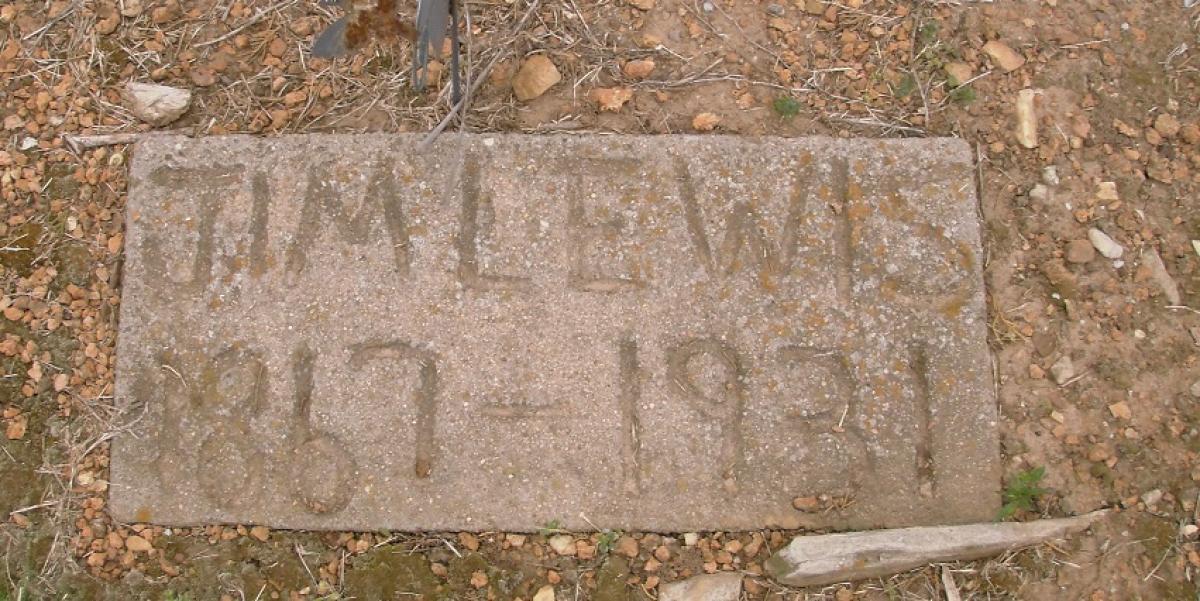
[{"left": 111, "top": 133, "right": 999, "bottom": 532}]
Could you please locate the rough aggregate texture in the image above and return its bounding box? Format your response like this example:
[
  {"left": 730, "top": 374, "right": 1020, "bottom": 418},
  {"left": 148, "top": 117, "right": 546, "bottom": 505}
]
[{"left": 109, "top": 133, "right": 997, "bottom": 531}]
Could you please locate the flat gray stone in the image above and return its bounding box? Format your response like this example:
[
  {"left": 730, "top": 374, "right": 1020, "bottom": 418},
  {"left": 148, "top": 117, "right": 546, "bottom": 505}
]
[{"left": 110, "top": 133, "right": 998, "bottom": 531}]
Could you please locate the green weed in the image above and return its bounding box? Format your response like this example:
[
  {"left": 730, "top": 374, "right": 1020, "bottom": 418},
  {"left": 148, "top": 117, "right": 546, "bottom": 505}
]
[
  {"left": 538, "top": 519, "right": 563, "bottom": 536},
  {"left": 772, "top": 96, "right": 801, "bottom": 119},
  {"left": 596, "top": 530, "right": 621, "bottom": 555},
  {"left": 999, "top": 466, "right": 1046, "bottom": 520}
]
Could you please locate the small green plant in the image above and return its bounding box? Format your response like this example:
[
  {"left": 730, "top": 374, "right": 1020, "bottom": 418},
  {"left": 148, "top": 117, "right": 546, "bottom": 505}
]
[
  {"left": 596, "top": 530, "right": 622, "bottom": 555},
  {"left": 538, "top": 519, "right": 563, "bottom": 536},
  {"left": 772, "top": 96, "right": 802, "bottom": 119},
  {"left": 999, "top": 466, "right": 1046, "bottom": 519},
  {"left": 918, "top": 21, "right": 939, "bottom": 47},
  {"left": 895, "top": 74, "right": 917, "bottom": 98},
  {"left": 948, "top": 85, "right": 976, "bottom": 105}
]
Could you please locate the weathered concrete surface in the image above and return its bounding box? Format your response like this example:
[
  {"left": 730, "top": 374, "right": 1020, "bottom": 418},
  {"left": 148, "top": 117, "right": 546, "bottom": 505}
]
[{"left": 110, "top": 133, "right": 998, "bottom": 531}]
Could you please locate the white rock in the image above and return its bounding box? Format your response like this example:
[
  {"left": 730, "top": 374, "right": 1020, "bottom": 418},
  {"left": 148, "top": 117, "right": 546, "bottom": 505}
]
[
  {"left": 122, "top": 82, "right": 192, "bottom": 126},
  {"left": 1191, "top": 380, "right": 1200, "bottom": 398},
  {"left": 1141, "top": 489, "right": 1163, "bottom": 507},
  {"left": 765, "top": 511, "right": 1108, "bottom": 587},
  {"left": 1050, "top": 355, "right": 1075, "bottom": 385},
  {"left": 1029, "top": 184, "right": 1049, "bottom": 202},
  {"left": 659, "top": 572, "right": 742, "bottom": 601},
  {"left": 1015, "top": 89, "right": 1040, "bottom": 149},
  {"left": 547, "top": 534, "right": 575, "bottom": 555},
  {"left": 1141, "top": 249, "right": 1181, "bottom": 305},
  {"left": 1096, "top": 181, "right": 1119, "bottom": 201},
  {"left": 533, "top": 585, "right": 556, "bottom": 601},
  {"left": 1182, "top": 524, "right": 1198, "bottom": 538},
  {"left": 1088, "top": 228, "right": 1124, "bottom": 259},
  {"left": 1042, "top": 166, "right": 1060, "bottom": 186},
  {"left": 683, "top": 532, "right": 700, "bottom": 546},
  {"left": 1192, "top": 240, "right": 1200, "bottom": 257}
]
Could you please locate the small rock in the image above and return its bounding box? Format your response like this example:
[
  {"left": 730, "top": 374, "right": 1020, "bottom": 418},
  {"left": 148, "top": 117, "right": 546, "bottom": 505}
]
[
  {"left": 683, "top": 532, "right": 700, "bottom": 546},
  {"left": 1088, "top": 228, "right": 1124, "bottom": 259},
  {"left": 622, "top": 59, "right": 656, "bottom": 80},
  {"left": 1065, "top": 239, "right": 1096, "bottom": 264},
  {"left": 151, "top": 4, "right": 177, "bottom": 24},
  {"left": 1181, "top": 123, "right": 1200, "bottom": 145},
  {"left": 944, "top": 62, "right": 973, "bottom": 85},
  {"left": 1015, "top": 89, "right": 1039, "bottom": 149},
  {"left": 692, "top": 112, "right": 721, "bottom": 132},
  {"left": 765, "top": 3, "right": 785, "bottom": 16},
  {"left": 983, "top": 40, "right": 1025, "bottom": 72},
  {"left": 511, "top": 55, "right": 561, "bottom": 102},
  {"left": 269, "top": 37, "right": 288, "bottom": 58},
  {"left": 249, "top": 525, "right": 270, "bottom": 542},
  {"left": 1028, "top": 184, "right": 1049, "bottom": 203},
  {"left": 534, "top": 585, "right": 556, "bottom": 601},
  {"left": 615, "top": 535, "right": 640, "bottom": 558},
  {"left": 1107, "top": 401, "right": 1132, "bottom": 421},
  {"left": 1032, "top": 329, "right": 1057, "bottom": 357},
  {"left": 1141, "top": 489, "right": 1163, "bottom": 507},
  {"left": 629, "top": 0, "right": 655, "bottom": 9},
  {"left": 1049, "top": 355, "right": 1075, "bottom": 385},
  {"left": 1182, "top": 524, "right": 1199, "bottom": 538},
  {"left": 1154, "top": 113, "right": 1181, "bottom": 138},
  {"left": 189, "top": 67, "right": 218, "bottom": 87},
  {"left": 658, "top": 572, "right": 743, "bottom": 601},
  {"left": 1191, "top": 380, "right": 1200, "bottom": 398},
  {"left": 1042, "top": 166, "right": 1060, "bottom": 186},
  {"left": 122, "top": 82, "right": 192, "bottom": 126},
  {"left": 792, "top": 496, "right": 820, "bottom": 512},
  {"left": 470, "top": 571, "right": 489, "bottom": 588},
  {"left": 548, "top": 534, "right": 576, "bottom": 555},
  {"left": 506, "top": 533, "right": 527, "bottom": 547},
  {"left": 768, "top": 17, "right": 795, "bottom": 32},
  {"left": 591, "top": 87, "right": 634, "bottom": 112},
  {"left": 125, "top": 535, "right": 153, "bottom": 552},
  {"left": 1096, "top": 181, "right": 1119, "bottom": 201},
  {"left": 1139, "top": 249, "right": 1181, "bottom": 305},
  {"left": 1041, "top": 259, "right": 1078, "bottom": 299},
  {"left": 804, "top": 0, "right": 824, "bottom": 15},
  {"left": 5, "top": 414, "right": 27, "bottom": 440},
  {"left": 120, "top": 0, "right": 143, "bottom": 17},
  {"left": 458, "top": 532, "right": 480, "bottom": 551}
]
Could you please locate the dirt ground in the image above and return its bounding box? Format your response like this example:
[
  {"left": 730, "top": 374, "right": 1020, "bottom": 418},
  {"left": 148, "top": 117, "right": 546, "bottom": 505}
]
[{"left": 2, "top": 0, "right": 1200, "bottom": 599}]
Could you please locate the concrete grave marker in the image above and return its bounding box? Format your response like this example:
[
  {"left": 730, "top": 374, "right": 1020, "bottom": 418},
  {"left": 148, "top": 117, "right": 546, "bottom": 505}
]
[{"left": 110, "top": 134, "right": 998, "bottom": 531}]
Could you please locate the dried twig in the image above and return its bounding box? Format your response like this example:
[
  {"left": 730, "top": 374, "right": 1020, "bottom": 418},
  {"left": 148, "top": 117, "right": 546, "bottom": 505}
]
[{"left": 419, "top": 0, "right": 542, "bottom": 150}]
